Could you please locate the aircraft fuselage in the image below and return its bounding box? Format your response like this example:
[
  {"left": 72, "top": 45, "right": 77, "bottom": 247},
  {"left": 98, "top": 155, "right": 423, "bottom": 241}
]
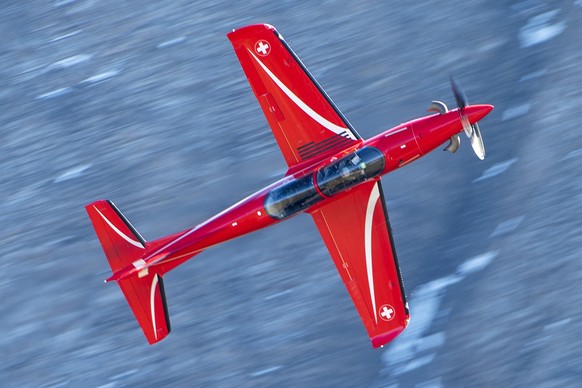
[{"left": 108, "top": 104, "right": 492, "bottom": 281}]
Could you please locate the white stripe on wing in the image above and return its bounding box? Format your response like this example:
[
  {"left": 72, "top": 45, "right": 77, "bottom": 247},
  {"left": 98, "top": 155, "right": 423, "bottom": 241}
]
[
  {"left": 248, "top": 49, "right": 357, "bottom": 140},
  {"left": 365, "top": 183, "right": 381, "bottom": 324}
]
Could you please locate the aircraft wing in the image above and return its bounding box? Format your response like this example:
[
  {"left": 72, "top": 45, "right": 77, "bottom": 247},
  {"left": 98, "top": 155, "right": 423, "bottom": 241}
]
[
  {"left": 228, "top": 24, "right": 362, "bottom": 168},
  {"left": 310, "top": 179, "right": 409, "bottom": 347}
]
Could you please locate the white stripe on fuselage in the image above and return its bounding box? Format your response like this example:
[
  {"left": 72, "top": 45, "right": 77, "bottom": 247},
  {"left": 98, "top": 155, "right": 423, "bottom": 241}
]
[
  {"left": 383, "top": 127, "right": 408, "bottom": 137},
  {"left": 365, "top": 183, "right": 381, "bottom": 323},
  {"left": 247, "top": 49, "right": 357, "bottom": 140}
]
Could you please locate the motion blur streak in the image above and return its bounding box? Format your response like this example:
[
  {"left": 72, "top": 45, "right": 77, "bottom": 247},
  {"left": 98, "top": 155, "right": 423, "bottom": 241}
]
[{"left": 1, "top": 1, "right": 581, "bottom": 387}]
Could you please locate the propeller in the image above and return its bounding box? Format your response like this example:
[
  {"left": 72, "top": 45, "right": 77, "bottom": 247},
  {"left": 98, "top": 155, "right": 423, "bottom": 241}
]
[{"left": 450, "top": 77, "right": 486, "bottom": 160}]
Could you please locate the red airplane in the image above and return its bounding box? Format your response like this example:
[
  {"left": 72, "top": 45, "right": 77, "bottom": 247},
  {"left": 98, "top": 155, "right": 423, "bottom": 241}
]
[{"left": 87, "top": 24, "right": 493, "bottom": 348}]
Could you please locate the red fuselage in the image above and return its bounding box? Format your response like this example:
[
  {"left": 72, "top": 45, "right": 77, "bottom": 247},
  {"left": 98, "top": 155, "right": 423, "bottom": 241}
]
[{"left": 108, "top": 104, "right": 492, "bottom": 282}]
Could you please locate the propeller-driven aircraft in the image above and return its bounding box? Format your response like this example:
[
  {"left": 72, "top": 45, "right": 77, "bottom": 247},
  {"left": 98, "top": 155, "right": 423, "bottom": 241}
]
[{"left": 87, "top": 24, "right": 493, "bottom": 348}]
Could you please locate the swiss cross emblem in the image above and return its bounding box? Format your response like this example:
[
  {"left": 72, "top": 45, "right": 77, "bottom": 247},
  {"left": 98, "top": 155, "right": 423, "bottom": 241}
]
[
  {"left": 379, "top": 304, "right": 395, "bottom": 321},
  {"left": 255, "top": 40, "right": 270, "bottom": 56}
]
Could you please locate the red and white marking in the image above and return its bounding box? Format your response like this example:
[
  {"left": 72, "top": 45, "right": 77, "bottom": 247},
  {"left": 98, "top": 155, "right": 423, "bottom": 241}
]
[
  {"left": 379, "top": 304, "right": 395, "bottom": 321},
  {"left": 247, "top": 49, "right": 356, "bottom": 139},
  {"left": 255, "top": 40, "right": 270, "bottom": 56}
]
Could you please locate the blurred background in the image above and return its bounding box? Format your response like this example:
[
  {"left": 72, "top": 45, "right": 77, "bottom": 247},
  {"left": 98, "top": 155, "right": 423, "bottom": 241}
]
[{"left": 2, "top": 0, "right": 581, "bottom": 386}]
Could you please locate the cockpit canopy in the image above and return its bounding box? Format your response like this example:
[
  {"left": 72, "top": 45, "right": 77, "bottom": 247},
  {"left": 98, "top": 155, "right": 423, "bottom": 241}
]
[
  {"left": 264, "top": 174, "right": 321, "bottom": 220},
  {"left": 316, "top": 146, "right": 385, "bottom": 197},
  {"left": 264, "top": 147, "right": 386, "bottom": 219}
]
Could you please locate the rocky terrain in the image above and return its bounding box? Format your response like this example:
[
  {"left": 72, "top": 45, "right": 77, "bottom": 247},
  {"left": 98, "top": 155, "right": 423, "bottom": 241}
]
[{"left": 2, "top": 0, "right": 581, "bottom": 386}]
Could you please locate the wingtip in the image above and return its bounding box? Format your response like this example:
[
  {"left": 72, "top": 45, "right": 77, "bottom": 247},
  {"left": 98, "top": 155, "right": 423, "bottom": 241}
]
[{"left": 227, "top": 23, "right": 276, "bottom": 38}]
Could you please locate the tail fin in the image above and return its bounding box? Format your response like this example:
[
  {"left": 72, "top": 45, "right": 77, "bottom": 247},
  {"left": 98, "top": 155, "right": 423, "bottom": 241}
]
[{"left": 86, "top": 200, "right": 171, "bottom": 344}]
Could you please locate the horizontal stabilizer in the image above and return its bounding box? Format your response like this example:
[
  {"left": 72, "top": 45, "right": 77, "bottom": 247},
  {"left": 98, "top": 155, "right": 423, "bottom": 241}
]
[
  {"left": 86, "top": 200, "right": 146, "bottom": 273},
  {"left": 118, "top": 273, "right": 171, "bottom": 344}
]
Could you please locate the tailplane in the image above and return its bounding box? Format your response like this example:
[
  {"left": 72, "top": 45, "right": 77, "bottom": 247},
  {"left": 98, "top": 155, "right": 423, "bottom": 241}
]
[
  {"left": 86, "top": 200, "right": 170, "bottom": 344},
  {"left": 117, "top": 272, "right": 171, "bottom": 344}
]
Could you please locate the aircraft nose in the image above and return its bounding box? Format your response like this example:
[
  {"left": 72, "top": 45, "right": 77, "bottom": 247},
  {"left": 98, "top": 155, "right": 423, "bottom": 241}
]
[{"left": 465, "top": 104, "right": 494, "bottom": 124}]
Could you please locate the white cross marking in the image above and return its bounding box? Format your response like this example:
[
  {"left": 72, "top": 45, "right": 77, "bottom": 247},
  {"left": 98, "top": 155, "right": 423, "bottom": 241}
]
[
  {"left": 256, "top": 41, "right": 269, "bottom": 55},
  {"left": 381, "top": 306, "right": 394, "bottom": 320}
]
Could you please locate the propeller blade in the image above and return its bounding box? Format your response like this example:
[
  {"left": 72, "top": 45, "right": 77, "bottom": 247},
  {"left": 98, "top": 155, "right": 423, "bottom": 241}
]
[
  {"left": 460, "top": 114, "right": 473, "bottom": 137},
  {"left": 469, "top": 123, "right": 485, "bottom": 160},
  {"left": 450, "top": 77, "right": 467, "bottom": 110},
  {"left": 450, "top": 77, "right": 487, "bottom": 160}
]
